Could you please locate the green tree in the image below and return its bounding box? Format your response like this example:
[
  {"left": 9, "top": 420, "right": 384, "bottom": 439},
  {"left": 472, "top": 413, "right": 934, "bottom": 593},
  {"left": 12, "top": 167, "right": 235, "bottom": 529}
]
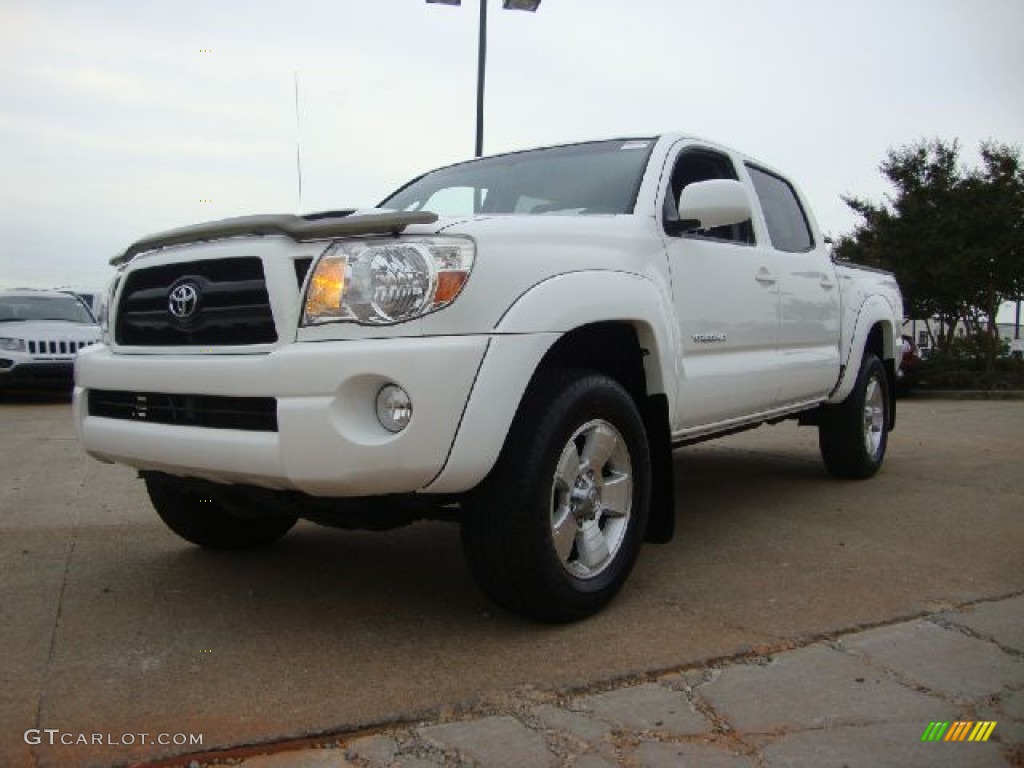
[{"left": 835, "top": 139, "right": 1024, "bottom": 368}]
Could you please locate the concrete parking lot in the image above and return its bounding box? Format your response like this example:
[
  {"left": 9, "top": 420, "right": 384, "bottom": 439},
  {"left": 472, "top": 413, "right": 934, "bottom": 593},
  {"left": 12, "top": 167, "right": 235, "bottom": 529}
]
[{"left": 1, "top": 396, "right": 1022, "bottom": 767}]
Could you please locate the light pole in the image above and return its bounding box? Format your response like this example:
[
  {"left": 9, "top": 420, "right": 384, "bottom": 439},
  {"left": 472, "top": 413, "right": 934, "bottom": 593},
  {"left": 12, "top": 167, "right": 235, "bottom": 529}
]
[{"left": 426, "top": 0, "right": 541, "bottom": 157}]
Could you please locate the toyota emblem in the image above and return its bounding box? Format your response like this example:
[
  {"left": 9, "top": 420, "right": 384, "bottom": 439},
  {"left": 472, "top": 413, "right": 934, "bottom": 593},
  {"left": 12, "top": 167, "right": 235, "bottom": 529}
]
[{"left": 168, "top": 281, "right": 201, "bottom": 321}]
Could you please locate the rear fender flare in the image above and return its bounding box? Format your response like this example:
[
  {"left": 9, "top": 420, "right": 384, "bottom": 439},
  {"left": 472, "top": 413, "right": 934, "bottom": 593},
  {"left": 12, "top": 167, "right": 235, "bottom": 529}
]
[{"left": 829, "top": 295, "right": 898, "bottom": 404}]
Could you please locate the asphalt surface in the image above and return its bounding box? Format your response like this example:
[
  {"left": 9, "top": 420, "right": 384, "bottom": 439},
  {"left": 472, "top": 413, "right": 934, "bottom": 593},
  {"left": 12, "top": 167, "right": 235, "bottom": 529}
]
[{"left": 1, "top": 396, "right": 1022, "bottom": 767}]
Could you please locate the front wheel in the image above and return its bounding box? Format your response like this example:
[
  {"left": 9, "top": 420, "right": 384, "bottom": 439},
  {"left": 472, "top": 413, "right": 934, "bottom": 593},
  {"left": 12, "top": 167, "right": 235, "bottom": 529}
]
[
  {"left": 144, "top": 475, "right": 297, "bottom": 550},
  {"left": 818, "top": 353, "right": 891, "bottom": 479},
  {"left": 461, "top": 370, "right": 651, "bottom": 623}
]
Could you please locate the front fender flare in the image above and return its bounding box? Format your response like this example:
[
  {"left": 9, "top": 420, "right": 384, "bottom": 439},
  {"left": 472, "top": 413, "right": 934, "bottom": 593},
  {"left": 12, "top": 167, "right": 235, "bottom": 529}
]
[
  {"left": 495, "top": 270, "right": 678, "bottom": 400},
  {"left": 424, "top": 270, "right": 679, "bottom": 494}
]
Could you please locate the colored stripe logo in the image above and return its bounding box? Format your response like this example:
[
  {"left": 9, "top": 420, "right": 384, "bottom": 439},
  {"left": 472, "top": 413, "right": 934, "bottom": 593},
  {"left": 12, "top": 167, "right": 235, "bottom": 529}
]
[{"left": 921, "top": 721, "right": 997, "bottom": 742}]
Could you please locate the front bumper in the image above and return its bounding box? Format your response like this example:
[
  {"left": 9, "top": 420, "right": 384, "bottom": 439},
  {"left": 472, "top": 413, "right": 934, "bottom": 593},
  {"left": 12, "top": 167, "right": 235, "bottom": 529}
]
[
  {"left": 0, "top": 360, "right": 75, "bottom": 389},
  {"left": 73, "top": 337, "right": 488, "bottom": 496}
]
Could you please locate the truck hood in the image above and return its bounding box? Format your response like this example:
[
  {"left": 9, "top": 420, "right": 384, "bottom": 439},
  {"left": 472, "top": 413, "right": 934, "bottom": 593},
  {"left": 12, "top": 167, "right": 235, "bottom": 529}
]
[
  {"left": 111, "top": 206, "right": 647, "bottom": 269},
  {"left": 111, "top": 209, "right": 439, "bottom": 266}
]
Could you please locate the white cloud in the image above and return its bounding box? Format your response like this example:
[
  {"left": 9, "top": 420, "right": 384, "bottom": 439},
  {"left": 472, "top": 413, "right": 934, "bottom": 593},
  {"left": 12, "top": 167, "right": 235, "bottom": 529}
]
[{"left": 1, "top": 0, "right": 1022, "bottom": 288}]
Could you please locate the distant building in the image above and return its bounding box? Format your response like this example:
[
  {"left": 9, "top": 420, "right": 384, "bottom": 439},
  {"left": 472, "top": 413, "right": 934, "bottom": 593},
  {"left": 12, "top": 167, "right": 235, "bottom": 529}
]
[{"left": 903, "top": 318, "right": 1020, "bottom": 358}]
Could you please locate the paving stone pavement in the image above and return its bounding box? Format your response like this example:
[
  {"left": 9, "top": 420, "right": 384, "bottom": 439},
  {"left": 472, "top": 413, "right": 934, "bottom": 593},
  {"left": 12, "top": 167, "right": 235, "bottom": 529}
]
[{"left": 208, "top": 595, "right": 1023, "bottom": 768}]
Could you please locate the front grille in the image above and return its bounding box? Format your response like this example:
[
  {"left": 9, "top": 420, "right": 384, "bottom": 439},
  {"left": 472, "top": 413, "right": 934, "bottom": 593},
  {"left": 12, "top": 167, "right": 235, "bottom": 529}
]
[
  {"left": 115, "top": 257, "right": 277, "bottom": 346},
  {"left": 28, "top": 339, "right": 97, "bottom": 356},
  {"left": 88, "top": 390, "right": 278, "bottom": 432}
]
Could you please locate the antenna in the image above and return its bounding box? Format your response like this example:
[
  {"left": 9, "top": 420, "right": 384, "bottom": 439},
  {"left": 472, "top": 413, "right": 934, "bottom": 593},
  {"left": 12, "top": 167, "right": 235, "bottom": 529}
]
[{"left": 293, "top": 71, "right": 303, "bottom": 210}]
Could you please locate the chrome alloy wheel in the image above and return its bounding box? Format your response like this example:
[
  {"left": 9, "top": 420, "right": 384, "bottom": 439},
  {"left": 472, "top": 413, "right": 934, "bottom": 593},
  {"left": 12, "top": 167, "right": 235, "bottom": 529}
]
[
  {"left": 863, "top": 374, "right": 885, "bottom": 459},
  {"left": 549, "top": 419, "right": 633, "bottom": 580}
]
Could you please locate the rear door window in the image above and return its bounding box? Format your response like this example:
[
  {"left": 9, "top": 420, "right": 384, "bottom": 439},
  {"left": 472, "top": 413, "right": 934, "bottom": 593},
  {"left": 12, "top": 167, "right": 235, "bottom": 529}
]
[{"left": 745, "top": 165, "right": 814, "bottom": 252}]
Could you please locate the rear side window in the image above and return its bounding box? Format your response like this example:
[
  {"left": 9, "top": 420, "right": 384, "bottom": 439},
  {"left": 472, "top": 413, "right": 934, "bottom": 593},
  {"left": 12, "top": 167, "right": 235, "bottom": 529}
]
[{"left": 746, "top": 165, "right": 814, "bottom": 253}]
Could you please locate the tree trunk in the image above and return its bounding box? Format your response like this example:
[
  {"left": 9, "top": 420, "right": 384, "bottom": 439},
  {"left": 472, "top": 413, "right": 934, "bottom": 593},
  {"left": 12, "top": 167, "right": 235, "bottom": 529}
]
[
  {"left": 924, "top": 318, "right": 937, "bottom": 350},
  {"left": 985, "top": 308, "right": 1000, "bottom": 371}
]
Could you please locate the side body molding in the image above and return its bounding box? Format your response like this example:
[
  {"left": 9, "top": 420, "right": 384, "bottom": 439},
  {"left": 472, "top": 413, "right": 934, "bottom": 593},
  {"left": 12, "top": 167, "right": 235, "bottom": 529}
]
[{"left": 424, "top": 270, "right": 679, "bottom": 494}]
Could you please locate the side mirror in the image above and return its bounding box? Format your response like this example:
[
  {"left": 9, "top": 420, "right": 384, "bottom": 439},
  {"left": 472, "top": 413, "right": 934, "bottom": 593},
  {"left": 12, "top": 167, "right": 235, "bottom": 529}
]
[{"left": 677, "top": 179, "right": 752, "bottom": 231}]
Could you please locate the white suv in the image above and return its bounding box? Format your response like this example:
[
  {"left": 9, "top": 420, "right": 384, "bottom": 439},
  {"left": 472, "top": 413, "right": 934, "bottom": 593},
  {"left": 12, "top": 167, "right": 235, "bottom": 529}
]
[{"left": 0, "top": 290, "right": 101, "bottom": 392}]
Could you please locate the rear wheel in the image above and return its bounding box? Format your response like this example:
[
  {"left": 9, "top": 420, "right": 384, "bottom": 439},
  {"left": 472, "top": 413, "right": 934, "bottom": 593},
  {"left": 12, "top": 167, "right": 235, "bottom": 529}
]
[
  {"left": 461, "top": 370, "right": 650, "bottom": 622},
  {"left": 818, "top": 353, "right": 891, "bottom": 479},
  {"left": 144, "top": 475, "right": 297, "bottom": 550}
]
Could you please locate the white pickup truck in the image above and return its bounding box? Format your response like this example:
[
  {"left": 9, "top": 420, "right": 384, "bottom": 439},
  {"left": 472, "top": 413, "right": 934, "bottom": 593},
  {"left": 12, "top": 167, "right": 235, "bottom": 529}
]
[{"left": 75, "top": 135, "right": 904, "bottom": 622}]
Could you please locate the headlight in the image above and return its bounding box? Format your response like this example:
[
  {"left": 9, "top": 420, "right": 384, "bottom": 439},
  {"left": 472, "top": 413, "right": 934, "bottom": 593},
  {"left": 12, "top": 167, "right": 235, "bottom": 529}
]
[
  {"left": 98, "top": 271, "right": 123, "bottom": 342},
  {"left": 302, "top": 236, "right": 474, "bottom": 325},
  {"left": 0, "top": 337, "right": 26, "bottom": 352}
]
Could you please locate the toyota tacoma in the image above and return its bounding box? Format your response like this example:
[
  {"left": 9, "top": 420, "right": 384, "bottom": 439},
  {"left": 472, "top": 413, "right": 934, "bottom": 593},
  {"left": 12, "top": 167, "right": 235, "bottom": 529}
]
[{"left": 75, "top": 135, "right": 904, "bottom": 621}]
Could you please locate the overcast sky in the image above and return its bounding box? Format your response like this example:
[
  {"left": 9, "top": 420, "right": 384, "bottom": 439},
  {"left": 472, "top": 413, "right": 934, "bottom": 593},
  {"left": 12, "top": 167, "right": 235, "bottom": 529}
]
[{"left": 2, "top": 0, "right": 1022, "bottom": 303}]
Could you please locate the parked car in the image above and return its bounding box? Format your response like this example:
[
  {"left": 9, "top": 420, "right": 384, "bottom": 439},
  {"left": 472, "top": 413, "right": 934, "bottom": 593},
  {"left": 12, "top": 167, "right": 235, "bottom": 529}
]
[
  {"left": 0, "top": 289, "right": 101, "bottom": 392},
  {"left": 895, "top": 335, "right": 920, "bottom": 394},
  {"left": 62, "top": 288, "right": 103, "bottom": 318},
  {"left": 76, "top": 134, "right": 904, "bottom": 621}
]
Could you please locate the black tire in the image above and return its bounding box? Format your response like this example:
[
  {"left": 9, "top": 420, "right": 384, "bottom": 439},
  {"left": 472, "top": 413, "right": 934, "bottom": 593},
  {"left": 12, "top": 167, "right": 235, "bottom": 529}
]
[
  {"left": 144, "top": 475, "right": 297, "bottom": 550},
  {"left": 461, "top": 369, "right": 651, "bottom": 623},
  {"left": 818, "top": 353, "right": 891, "bottom": 479}
]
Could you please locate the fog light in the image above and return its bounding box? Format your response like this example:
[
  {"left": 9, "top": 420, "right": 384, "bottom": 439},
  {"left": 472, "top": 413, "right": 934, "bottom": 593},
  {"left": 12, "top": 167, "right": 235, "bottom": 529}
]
[{"left": 376, "top": 384, "right": 412, "bottom": 433}]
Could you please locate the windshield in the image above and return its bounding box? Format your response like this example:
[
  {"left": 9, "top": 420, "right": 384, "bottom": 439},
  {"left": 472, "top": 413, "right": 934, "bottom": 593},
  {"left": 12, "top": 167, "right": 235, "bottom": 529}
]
[
  {"left": 380, "top": 139, "right": 655, "bottom": 217},
  {"left": 0, "top": 295, "right": 95, "bottom": 323}
]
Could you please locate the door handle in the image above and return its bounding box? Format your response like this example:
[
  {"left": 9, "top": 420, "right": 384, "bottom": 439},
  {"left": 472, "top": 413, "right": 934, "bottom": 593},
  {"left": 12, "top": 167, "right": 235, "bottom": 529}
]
[
  {"left": 820, "top": 276, "right": 836, "bottom": 290},
  {"left": 755, "top": 268, "right": 777, "bottom": 285}
]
